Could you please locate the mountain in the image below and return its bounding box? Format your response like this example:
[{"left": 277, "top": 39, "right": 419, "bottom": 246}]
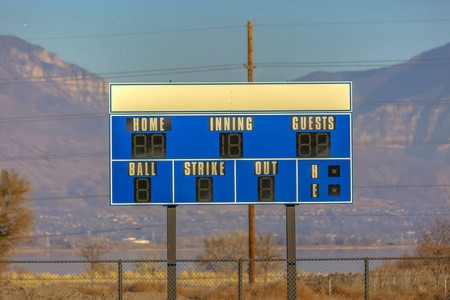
[
  {"left": 297, "top": 43, "right": 450, "bottom": 163},
  {"left": 0, "top": 35, "right": 108, "bottom": 114},
  {"left": 0, "top": 35, "right": 108, "bottom": 198},
  {"left": 0, "top": 35, "right": 449, "bottom": 248},
  {"left": 295, "top": 44, "right": 450, "bottom": 239}
]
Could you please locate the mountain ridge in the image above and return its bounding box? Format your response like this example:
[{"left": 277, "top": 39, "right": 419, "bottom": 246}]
[
  {"left": 297, "top": 42, "right": 450, "bottom": 164},
  {"left": 0, "top": 35, "right": 108, "bottom": 115},
  {"left": 0, "top": 35, "right": 449, "bottom": 244}
]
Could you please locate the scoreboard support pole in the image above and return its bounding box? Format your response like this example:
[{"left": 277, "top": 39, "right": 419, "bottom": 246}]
[
  {"left": 247, "top": 20, "right": 256, "bottom": 285},
  {"left": 286, "top": 204, "right": 297, "bottom": 299},
  {"left": 167, "top": 205, "right": 177, "bottom": 300}
]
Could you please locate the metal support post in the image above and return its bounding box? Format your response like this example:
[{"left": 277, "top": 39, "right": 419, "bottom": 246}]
[
  {"left": 238, "top": 259, "right": 243, "bottom": 300},
  {"left": 118, "top": 260, "right": 123, "bottom": 300},
  {"left": 249, "top": 204, "right": 256, "bottom": 283},
  {"left": 167, "top": 205, "right": 177, "bottom": 300},
  {"left": 364, "top": 258, "right": 369, "bottom": 300},
  {"left": 286, "top": 205, "right": 297, "bottom": 300}
]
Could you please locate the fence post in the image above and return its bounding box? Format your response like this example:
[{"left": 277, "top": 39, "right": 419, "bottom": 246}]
[
  {"left": 118, "top": 259, "right": 123, "bottom": 300},
  {"left": 286, "top": 205, "right": 297, "bottom": 300},
  {"left": 167, "top": 205, "right": 177, "bottom": 300},
  {"left": 364, "top": 258, "right": 369, "bottom": 300},
  {"left": 238, "top": 259, "right": 243, "bottom": 300},
  {"left": 328, "top": 276, "right": 332, "bottom": 296}
]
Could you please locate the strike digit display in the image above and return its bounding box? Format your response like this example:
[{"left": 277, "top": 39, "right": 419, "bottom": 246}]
[
  {"left": 196, "top": 177, "right": 213, "bottom": 202},
  {"left": 110, "top": 82, "right": 353, "bottom": 206}
]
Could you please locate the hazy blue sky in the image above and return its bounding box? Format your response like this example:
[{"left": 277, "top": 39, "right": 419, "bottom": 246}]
[{"left": 1, "top": 0, "right": 450, "bottom": 82}]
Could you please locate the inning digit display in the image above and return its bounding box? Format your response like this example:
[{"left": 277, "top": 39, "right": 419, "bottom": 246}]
[{"left": 219, "top": 133, "right": 243, "bottom": 158}]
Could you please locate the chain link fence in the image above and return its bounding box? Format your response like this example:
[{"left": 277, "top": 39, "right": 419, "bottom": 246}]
[{"left": 0, "top": 257, "right": 449, "bottom": 299}]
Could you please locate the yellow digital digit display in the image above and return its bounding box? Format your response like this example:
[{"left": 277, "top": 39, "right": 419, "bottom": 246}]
[
  {"left": 296, "top": 132, "right": 331, "bottom": 157},
  {"left": 131, "top": 133, "right": 166, "bottom": 158}
]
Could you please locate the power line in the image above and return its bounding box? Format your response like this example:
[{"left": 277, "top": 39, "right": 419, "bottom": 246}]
[
  {"left": 1, "top": 61, "right": 448, "bottom": 83},
  {"left": 15, "top": 66, "right": 244, "bottom": 83},
  {"left": 0, "top": 138, "right": 448, "bottom": 162},
  {"left": 258, "top": 59, "right": 450, "bottom": 69},
  {"left": 354, "top": 100, "right": 450, "bottom": 106},
  {"left": 0, "top": 64, "right": 242, "bottom": 83},
  {"left": 0, "top": 103, "right": 446, "bottom": 124},
  {"left": 1, "top": 98, "right": 449, "bottom": 124},
  {"left": 18, "top": 226, "right": 146, "bottom": 240},
  {"left": 0, "top": 65, "right": 244, "bottom": 85},
  {"left": 1, "top": 56, "right": 450, "bottom": 85},
  {"left": 0, "top": 60, "right": 445, "bottom": 84},
  {"left": 0, "top": 113, "right": 107, "bottom": 123},
  {"left": 294, "top": 213, "right": 450, "bottom": 218},
  {"left": 261, "top": 63, "right": 450, "bottom": 70},
  {"left": 258, "top": 58, "right": 450, "bottom": 66},
  {"left": 26, "top": 25, "right": 245, "bottom": 41},
  {"left": 13, "top": 214, "right": 247, "bottom": 240},
  {"left": 22, "top": 184, "right": 450, "bottom": 202},
  {"left": 255, "top": 17, "right": 450, "bottom": 28},
  {"left": 1, "top": 61, "right": 446, "bottom": 85},
  {"left": 22, "top": 17, "right": 450, "bottom": 41},
  {"left": 354, "top": 184, "right": 449, "bottom": 189},
  {"left": 14, "top": 210, "right": 449, "bottom": 240},
  {"left": 26, "top": 195, "right": 109, "bottom": 201},
  {"left": 355, "top": 140, "right": 450, "bottom": 146},
  {"left": 256, "top": 62, "right": 450, "bottom": 70},
  {"left": 0, "top": 152, "right": 107, "bottom": 162}
]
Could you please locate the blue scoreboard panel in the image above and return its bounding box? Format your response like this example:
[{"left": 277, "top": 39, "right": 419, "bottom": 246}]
[{"left": 109, "top": 82, "right": 352, "bottom": 205}]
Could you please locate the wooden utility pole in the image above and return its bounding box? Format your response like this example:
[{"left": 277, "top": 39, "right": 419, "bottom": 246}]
[
  {"left": 246, "top": 20, "right": 256, "bottom": 284},
  {"left": 247, "top": 21, "right": 254, "bottom": 82}
]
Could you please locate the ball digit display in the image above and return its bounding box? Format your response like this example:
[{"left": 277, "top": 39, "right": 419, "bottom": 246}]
[{"left": 134, "top": 177, "right": 151, "bottom": 202}]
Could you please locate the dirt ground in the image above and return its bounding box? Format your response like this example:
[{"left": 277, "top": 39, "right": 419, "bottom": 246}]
[{"left": 0, "top": 281, "right": 187, "bottom": 300}]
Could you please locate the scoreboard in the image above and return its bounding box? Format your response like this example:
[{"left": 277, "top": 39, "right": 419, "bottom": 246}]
[{"left": 109, "top": 82, "right": 352, "bottom": 205}]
